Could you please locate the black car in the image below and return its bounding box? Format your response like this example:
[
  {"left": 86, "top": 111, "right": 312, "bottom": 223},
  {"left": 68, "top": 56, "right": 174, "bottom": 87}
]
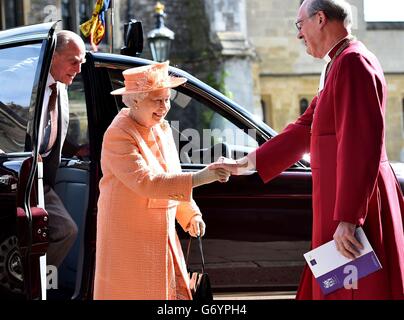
[{"left": 0, "top": 23, "right": 401, "bottom": 300}]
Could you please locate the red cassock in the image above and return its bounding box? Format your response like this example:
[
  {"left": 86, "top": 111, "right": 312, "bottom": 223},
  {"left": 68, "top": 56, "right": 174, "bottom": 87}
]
[{"left": 255, "top": 40, "right": 404, "bottom": 299}]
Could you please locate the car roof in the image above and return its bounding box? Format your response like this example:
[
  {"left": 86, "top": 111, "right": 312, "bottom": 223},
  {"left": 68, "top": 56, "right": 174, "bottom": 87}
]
[
  {"left": 91, "top": 52, "right": 278, "bottom": 138},
  {"left": 0, "top": 22, "right": 56, "bottom": 44}
]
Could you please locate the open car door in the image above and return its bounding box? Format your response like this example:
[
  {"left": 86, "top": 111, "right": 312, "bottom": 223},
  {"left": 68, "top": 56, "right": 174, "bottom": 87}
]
[{"left": 0, "top": 22, "right": 57, "bottom": 299}]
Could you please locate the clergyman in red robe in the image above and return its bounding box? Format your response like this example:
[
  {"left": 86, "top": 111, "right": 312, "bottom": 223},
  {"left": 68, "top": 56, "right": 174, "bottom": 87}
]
[{"left": 212, "top": 0, "right": 404, "bottom": 300}]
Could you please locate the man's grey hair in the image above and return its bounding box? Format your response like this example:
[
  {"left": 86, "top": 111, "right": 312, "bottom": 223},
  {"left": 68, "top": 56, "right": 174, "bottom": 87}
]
[
  {"left": 55, "top": 30, "right": 85, "bottom": 53},
  {"left": 122, "top": 92, "right": 149, "bottom": 108},
  {"left": 305, "top": 0, "right": 352, "bottom": 30}
]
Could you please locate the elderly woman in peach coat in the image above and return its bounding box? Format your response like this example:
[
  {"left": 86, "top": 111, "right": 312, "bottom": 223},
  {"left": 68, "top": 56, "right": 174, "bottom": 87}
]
[{"left": 94, "top": 62, "right": 229, "bottom": 300}]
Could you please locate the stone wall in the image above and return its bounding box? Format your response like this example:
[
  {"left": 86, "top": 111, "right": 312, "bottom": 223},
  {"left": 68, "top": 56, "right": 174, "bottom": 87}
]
[
  {"left": 203, "top": 0, "right": 258, "bottom": 114},
  {"left": 385, "top": 76, "right": 404, "bottom": 161},
  {"left": 349, "top": 0, "right": 404, "bottom": 73},
  {"left": 26, "top": 0, "right": 61, "bottom": 26},
  {"left": 126, "top": 0, "right": 259, "bottom": 115},
  {"left": 125, "top": 0, "right": 219, "bottom": 80}
]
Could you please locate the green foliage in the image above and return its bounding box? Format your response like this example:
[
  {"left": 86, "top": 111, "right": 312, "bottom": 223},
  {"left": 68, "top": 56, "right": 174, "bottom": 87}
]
[
  {"left": 200, "top": 108, "right": 215, "bottom": 131},
  {"left": 206, "top": 69, "right": 233, "bottom": 99}
]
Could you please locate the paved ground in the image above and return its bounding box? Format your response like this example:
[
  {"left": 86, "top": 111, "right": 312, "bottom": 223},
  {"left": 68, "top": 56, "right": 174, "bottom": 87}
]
[
  {"left": 185, "top": 239, "right": 309, "bottom": 290},
  {"left": 214, "top": 291, "right": 296, "bottom": 300}
]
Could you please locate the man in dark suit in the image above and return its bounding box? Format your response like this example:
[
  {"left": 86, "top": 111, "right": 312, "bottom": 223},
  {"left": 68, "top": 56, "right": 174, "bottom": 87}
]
[{"left": 40, "top": 30, "right": 86, "bottom": 268}]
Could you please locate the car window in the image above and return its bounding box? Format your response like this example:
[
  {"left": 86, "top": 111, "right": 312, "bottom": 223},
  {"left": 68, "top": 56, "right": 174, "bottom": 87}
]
[
  {"left": 0, "top": 43, "right": 41, "bottom": 152},
  {"left": 62, "top": 74, "right": 90, "bottom": 160},
  {"left": 166, "top": 89, "right": 259, "bottom": 164}
]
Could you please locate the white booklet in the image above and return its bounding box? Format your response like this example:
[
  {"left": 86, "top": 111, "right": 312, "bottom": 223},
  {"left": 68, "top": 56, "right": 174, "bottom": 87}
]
[{"left": 303, "top": 227, "right": 382, "bottom": 295}]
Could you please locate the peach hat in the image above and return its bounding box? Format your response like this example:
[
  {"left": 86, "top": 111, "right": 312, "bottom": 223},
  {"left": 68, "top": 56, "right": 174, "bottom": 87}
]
[{"left": 110, "top": 61, "right": 187, "bottom": 95}]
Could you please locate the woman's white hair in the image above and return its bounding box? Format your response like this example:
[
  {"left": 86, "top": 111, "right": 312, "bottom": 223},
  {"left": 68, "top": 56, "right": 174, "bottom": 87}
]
[{"left": 121, "top": 92, "right": 149, "bottom": 108}]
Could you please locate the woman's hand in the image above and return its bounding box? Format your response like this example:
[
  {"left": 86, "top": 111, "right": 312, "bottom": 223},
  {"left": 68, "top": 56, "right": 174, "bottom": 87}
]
[
  {"left": 187, "top": 215, "right": 206, "bottom": 237},
  {"left": 192, "top": 165, "right": 230, "bottom": 187}
]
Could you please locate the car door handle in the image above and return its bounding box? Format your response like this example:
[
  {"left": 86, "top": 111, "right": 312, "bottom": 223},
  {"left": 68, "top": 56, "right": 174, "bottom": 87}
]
[
  {"left": 0, "top": 174, "right": 17, "bottom": 190},
  {"left": 0, "top": 174, "right": 12, "bottom": 185}
]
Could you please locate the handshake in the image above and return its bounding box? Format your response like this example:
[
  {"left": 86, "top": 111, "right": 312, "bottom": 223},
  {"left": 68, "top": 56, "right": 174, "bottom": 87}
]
[{"left": 191, "top": 155, "right": 256, "bottom": 188}]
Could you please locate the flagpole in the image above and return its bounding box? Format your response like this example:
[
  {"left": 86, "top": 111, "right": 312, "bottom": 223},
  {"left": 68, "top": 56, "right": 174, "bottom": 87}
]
[{"left": 110, "top": 0, "right": 114, "bottom": 53}]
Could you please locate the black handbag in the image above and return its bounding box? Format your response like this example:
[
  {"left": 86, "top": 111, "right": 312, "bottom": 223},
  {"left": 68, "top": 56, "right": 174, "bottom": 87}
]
[{"left": 186, "top": 236, "right": 213, "bottom": 303}]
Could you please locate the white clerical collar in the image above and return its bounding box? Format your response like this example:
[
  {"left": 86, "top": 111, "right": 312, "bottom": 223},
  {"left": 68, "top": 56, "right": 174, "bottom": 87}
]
[
  {"left": 323, "top": 53, "right": 331, "bottom": 63},
  {"left": 322, "top": 35, "right": 350, "bottom": 63}
]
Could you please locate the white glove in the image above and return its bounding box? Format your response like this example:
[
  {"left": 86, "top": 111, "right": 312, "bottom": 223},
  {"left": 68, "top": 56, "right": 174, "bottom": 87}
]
[
  {"left": 192, "top": 165, "right": 230, "bottom": 187},
  {"left": 187, "top": 215, "right": 206, "bottom": 237},
  {"left": 210, "top": 155, "right": 255, "bottom": 175}
]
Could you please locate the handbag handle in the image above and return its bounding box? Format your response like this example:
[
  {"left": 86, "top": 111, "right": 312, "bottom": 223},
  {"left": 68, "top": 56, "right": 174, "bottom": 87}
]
[{"left": 186, "top": 236, "right": 206, "bottom": 274}]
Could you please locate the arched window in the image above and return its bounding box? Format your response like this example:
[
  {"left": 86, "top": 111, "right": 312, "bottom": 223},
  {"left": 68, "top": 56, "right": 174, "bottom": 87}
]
[
  {"left": 300, "top": 98, "right": 309, "bottom": 115},
  {"left": 261, "top": 99, "right": 266, "bottom": 124}
]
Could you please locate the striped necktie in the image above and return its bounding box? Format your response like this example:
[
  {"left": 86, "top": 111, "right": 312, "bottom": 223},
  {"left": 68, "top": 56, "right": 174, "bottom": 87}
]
[{"left": 40, "top": 83, "right": 58, "bottom": 155}]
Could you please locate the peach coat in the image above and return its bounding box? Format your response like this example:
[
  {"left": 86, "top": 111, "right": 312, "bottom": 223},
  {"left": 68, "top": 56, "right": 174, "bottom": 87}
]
[{"left": 94, "top": 108, "right": 201, "bottom": 300}]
